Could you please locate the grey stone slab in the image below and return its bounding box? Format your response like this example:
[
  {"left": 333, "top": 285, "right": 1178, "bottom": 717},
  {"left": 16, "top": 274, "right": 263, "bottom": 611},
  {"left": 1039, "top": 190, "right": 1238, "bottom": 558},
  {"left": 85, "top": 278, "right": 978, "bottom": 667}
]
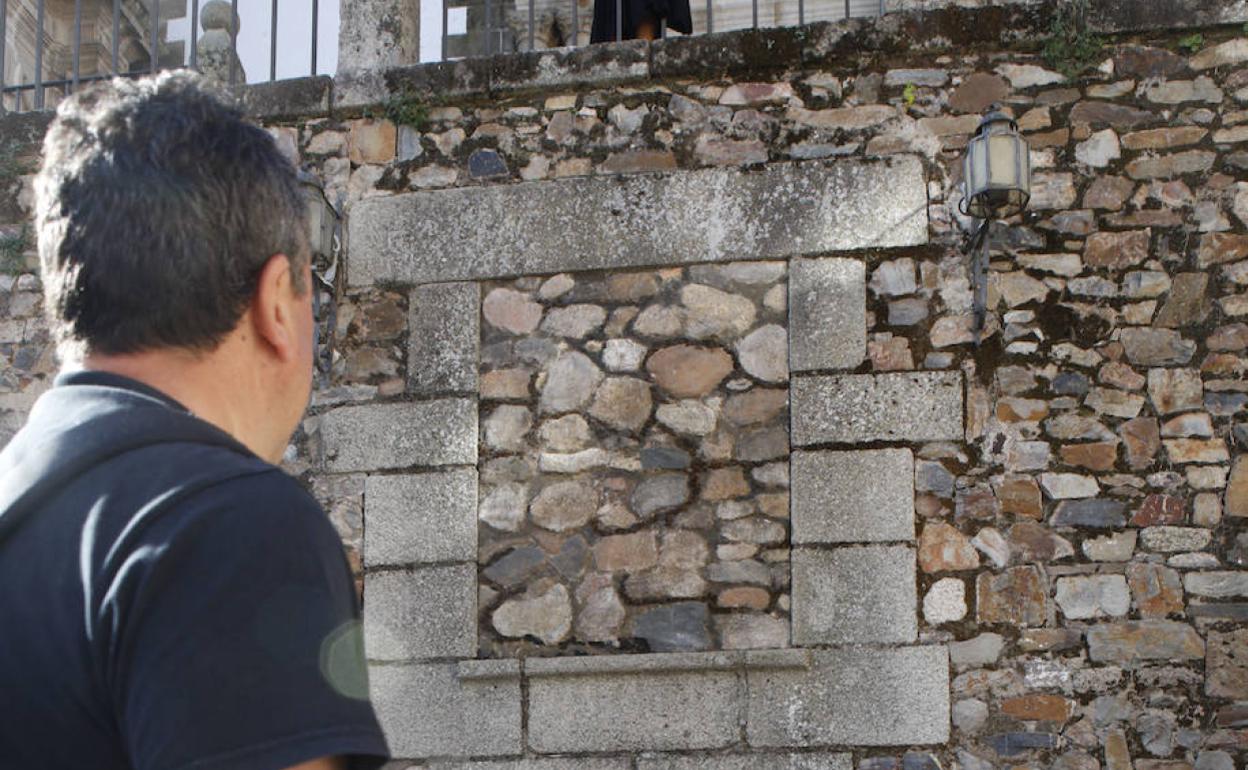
[
  {"left": 746, "top": 646, "right": 949, "bottom": 747},
  {"left": 792, "top": 449, "right": 915, "bottom": 543},
  {"left": 364, "top": 469, "right": 477, "bottom": 566},
  {"left": 409, "top": 281, "right": 479, "bottom": 395},
  {"left": 321, "top": 399, "right": 477, "bottom": 472},
  {"left": 489, "top": 41, "right": 650, "bottom": 92},
  {"left": 431, "top": 760, "right": 630, "bottom": 770},
  {"left": 638, "top": 753, "right": 853, "bottom": 770},
  {"left": 369, "top": 662, "right": 521, "bottom": 759},
  {"left": 527, "top": 664, "right": 740, "bottom": 753},
  {"left": 364, "top": 565, "right": 476, "bottom": 660},
  {"left": 791, "top": 372, "right": 963, "bottom": 445},
  {"left": 526, "top": 651, "right": 739, "bottom": 676},
  {"left": 348, "top": 158, "right": 928, "bottom": 286},
  {"left": 789, "top": 258, "right": 866, "bottom": 371},
  {"left": 792, "top": 546, "right": 917, "bottom": 645}
]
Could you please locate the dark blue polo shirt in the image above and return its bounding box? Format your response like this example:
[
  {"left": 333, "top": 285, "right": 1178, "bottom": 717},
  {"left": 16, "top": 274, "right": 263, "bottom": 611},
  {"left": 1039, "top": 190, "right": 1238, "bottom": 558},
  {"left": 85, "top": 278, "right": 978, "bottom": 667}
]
[{"left": 0, "top": 371, "right": 389, "bottom": 769}]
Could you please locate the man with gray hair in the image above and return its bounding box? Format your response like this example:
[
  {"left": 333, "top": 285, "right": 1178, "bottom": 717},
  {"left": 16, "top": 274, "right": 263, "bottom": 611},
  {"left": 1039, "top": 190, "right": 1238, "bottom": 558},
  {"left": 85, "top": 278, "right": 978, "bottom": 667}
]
[{"left": 0, "top": 72, "right": 390, "bottom": 769}]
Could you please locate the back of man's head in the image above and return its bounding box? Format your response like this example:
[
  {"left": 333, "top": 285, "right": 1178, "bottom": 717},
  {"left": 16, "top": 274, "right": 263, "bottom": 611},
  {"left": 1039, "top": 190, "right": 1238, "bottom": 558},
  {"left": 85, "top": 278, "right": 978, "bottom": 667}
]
[{"left": 34, "top": 71, "right": 308, "bottom": 362}]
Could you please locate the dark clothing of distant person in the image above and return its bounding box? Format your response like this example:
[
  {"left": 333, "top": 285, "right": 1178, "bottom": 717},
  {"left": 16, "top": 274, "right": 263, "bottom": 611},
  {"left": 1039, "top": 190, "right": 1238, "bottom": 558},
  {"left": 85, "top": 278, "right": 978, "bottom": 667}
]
[
  {"left": 590, "top": 0, "right": 691, "bottom": 42},
  {"left": 0, "top": 371, "right": 389, "bottom": 770}
]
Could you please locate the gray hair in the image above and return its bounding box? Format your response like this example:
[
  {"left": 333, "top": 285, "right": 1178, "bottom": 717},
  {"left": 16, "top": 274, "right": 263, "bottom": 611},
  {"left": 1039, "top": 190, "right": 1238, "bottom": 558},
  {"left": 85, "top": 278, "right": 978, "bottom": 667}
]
[{"left": 34, "top": 70, "right": 308, "bottom": 359}]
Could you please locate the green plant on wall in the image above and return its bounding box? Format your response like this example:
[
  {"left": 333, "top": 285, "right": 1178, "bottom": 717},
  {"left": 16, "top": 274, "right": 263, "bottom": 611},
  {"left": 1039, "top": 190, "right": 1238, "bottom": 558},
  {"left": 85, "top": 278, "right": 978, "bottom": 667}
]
[
  {"left": 1043, "top": 0, "right": 1104, "bottom": 79},
  {"left": 0, "top": 141, "right": 30, "bottom": 188},
  {"left": 370, "top": 86, "right": 429, "bottom": 132},
  {"left": 1177, "top": 33, "right": 1204, "bottom": 54},
  {"left": 903, "top": 83, "right": 917, "bottom": 108},
  {"left": 0, "top": 225, "right": 28, "bottom": 275}
]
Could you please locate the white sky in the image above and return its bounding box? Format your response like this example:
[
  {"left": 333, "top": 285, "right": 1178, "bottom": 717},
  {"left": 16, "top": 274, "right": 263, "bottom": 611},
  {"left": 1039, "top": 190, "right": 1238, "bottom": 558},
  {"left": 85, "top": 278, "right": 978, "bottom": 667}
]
[{"left": 166, "top": 0, "right": 342, "bottom": 83}]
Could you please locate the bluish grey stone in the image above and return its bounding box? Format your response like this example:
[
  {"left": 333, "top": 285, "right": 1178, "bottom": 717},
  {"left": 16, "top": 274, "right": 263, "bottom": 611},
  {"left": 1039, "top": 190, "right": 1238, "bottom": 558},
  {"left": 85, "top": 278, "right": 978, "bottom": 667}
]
[
  {"left": 321, "top": 399, "right": 477, "bottom": 472},
  {"left": 629, "top": 602, "right": 711, "bottom": 652},
  {"left": 468, "top": 148, "right": 509, "bottom": 178},
  {"left": 642, "top": 446, "right": 692, "bottom": 469},
  {"left": 1206, "top": 392, "right": 1248, "bottom": 416},
  {"left": 631, "top": 474, "right": 691, "bottom": 518},
  {"left": 364, "top": 469, "right": 477, "bottom": 566},
  {"left": 789, "top": 257, "right": 866, "bottom": 372},
  {"left": 792, "top": 449, "right": 915, "bottom": 543},
  {"left": 369, "top": 661, "right": 521, "bottom": 759},
  {"left": 482, "top": 546, "right": 546, "bottom": 588},
  {"left": 986, "top": 733, "right": 1060, "bottom": 756},
  {"left": 1052, "top": 372, "right": 1090, "bottom": 396},
  {"left": 551, "top": 534, "right": 589, "bottom": 580},
  {"left": 860, "top": 759, "right": 899, "bottom": 770},
  {"left": 916, "top": 460, "right": 956, "bottom": 497},
  {"left": 349, "top": 158, "right": 928, "bottom": 286},
  {"left": 888, "top": 297, "right": 929, "bottom": 326},
  {"left": 1050, "top": 499, "right": 1127, "bottom": 528},
  {"left": 747, "top": 646, "right": 950, "bottom": 747},
  {"left": 792, "top": 546, "right": 917, "bottom": 644},
  {"left": 791, "top": 372, "right": 964, "bottom": 445},
  {"left": 364, "top": 565, "right": 476, "bottom": 661},
  {"left": 903, "top": 755, "right": 942, "bottom": 770},
  {"left": 1196, "top": 751, "right": 1236, "bottom": 770},
  {"left": 409, "top": 282, "right": 479, "bottom": 395}
]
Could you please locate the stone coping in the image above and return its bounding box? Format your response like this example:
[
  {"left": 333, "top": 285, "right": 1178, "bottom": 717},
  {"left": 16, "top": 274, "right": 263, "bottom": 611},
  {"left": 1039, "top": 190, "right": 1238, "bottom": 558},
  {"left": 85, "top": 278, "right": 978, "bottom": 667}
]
[{"left": 457, "top": 649, "right": 814, "bottom": 680}]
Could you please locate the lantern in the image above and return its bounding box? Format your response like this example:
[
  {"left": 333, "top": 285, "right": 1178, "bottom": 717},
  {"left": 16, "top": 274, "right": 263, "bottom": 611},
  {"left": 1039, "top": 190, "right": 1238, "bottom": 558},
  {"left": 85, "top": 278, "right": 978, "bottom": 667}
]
[
  {"left": 961, "top": 111, "right": 1031, "bottom": 220},
  {"left": 298, "top": 170, "right": 338, "bottom": 260}
]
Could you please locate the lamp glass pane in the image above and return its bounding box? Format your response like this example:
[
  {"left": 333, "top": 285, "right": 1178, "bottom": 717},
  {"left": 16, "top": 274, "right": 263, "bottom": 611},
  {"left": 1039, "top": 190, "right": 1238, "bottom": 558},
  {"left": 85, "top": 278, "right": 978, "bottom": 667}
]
[{"left": 987, "top": 134, "right": 1020, "bottom": 189}]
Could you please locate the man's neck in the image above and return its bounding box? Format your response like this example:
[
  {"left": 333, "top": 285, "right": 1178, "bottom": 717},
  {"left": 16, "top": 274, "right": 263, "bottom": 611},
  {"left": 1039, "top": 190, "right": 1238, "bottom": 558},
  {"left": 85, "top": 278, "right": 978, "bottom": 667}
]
[{"left": 79, "top": 342, "right": 280, "bottom": 463}]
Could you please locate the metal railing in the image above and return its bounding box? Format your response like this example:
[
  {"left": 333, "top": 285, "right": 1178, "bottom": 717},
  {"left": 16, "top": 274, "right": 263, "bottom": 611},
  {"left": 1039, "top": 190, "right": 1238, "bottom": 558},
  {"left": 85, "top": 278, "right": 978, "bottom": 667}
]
[
  {"left": 441, "top": 0, "right": 886, "bottom": 59},
  {"left": 0, "top": 0, "right": 323, "bottom": 112}
]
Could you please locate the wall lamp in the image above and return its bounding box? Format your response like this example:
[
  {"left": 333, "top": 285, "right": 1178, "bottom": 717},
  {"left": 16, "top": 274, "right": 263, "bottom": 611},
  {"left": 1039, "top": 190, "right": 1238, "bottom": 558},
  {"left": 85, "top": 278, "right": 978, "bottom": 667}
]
[{"left": 959, "top": 109, "right": 1032, "bottom": 344}]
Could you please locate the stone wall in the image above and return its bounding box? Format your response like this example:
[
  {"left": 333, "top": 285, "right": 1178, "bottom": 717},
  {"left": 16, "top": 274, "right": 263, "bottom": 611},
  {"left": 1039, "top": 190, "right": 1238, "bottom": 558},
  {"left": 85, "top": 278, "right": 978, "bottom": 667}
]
[{"left": 2, "top": 1, "right": 1248, "bottom": 768}]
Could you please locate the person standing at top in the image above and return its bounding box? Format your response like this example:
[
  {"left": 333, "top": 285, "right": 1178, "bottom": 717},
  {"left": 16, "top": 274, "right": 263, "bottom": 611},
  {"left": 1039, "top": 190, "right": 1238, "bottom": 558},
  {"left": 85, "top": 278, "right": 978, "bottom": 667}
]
[
  {"left": 0, "top": 71, "right": 391, "bottom": 770},
  {"left": 591, "top": 0, "right": 692, "bottom": 41}
]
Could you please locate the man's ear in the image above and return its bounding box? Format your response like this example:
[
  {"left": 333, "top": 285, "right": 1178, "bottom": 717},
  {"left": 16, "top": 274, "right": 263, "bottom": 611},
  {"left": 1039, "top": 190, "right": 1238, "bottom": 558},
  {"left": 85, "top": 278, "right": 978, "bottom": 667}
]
[{"left": 251, "top": 253, "right": 299, "bottom": 363}]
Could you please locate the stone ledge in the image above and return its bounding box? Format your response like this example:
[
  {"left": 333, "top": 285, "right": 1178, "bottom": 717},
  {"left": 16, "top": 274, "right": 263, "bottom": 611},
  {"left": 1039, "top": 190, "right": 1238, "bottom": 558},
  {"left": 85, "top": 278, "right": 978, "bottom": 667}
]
[
  {"left": 524, "top": 649, "right": 811, "bottom": 678},
  {"left": 348, "top": 157, "right": 928, "bottom": 286},
  {"left": 637, "top": 752, "right": 852, "bottom": 770},
  {"left": 234, "top": 76, "right": 332, "bottom": 119},
  {"left": 458, "top": 659, "right": 522, "bottom": 681}
]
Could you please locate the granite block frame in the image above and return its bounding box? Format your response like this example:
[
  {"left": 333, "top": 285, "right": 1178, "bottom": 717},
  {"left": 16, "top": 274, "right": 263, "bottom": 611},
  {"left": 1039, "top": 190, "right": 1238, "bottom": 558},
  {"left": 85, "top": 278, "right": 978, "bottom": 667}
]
[{"left": 340, "top": 158, "right": 957, "bottom": 761}]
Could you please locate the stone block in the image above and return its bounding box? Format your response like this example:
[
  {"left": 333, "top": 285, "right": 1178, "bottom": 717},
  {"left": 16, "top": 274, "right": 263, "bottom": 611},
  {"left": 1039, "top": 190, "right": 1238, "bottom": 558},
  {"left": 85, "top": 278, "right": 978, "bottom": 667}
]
[
  {"left": 364, "top": 565, "right": 475, "bottom": 660},
  {"left": 747, "top": 646, "right": 950, "bottom": 747},
  {"left": 789, "top": 257, "right": 866, "bottom": 371},
  {"left": 638, "top": 754, "right": 853, "bottom": 769},
  {"left": 431, "top": 761, "right": 629, "bottom": 770},
  {"left": 409, "top": 281, "right": 479, "bottom": 395},
  {"left": 364, "top": 469, "right": 477, "bottom": 566},
  {"left": 526, "top": 654, "right": 740, "bottom": 753},
  {"left": 321, "top": 400, "right": 477, "bottom": 472},
  {"left": 490, "top": 41, "right": 650, "bottom": 92},
  {"left": 369, "top": 661, "right": 521, "bottom": 759},
  {"left": 792, "top": 449, "right": 914, "bottom": 543},
  {"left": 792, "top": 545, "right": 917, "bottom": 644},
  {"left": 348, "top": 158, "right": 927, "bottom": 286},
  {"left": 791, "top": 372, "right": 963, "bottom": 445}
]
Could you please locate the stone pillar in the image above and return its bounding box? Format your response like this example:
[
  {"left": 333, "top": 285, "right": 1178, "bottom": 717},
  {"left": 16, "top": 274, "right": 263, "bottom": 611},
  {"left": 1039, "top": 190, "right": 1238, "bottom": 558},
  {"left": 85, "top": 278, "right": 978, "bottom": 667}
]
[
  {"left": 337, "top": 0, "right": 421, "bottom": 72},
  {"left": 196, "top": 1, "right": 246, "bottom": 85}
]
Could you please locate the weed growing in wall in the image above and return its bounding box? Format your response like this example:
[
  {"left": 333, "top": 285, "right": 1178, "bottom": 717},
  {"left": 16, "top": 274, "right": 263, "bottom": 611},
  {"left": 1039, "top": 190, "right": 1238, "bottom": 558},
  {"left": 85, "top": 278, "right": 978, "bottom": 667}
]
[
  {"left": 1042, "top": 0, "right": 1104, "bottom": 79},
  {"left": 0, "top": 225, "right": 28, "bottom": 275}
]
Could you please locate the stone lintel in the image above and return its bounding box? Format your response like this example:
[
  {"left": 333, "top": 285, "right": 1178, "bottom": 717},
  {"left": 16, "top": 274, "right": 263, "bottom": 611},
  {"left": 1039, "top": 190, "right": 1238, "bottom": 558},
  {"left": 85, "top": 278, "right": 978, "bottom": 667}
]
[
  {"left": 363, "top": 469, "right": 477, "bottom": 566},
  {"left": 791, "top": 371, "right": 963, "bottom": 445},
  {"left": 792, "top": 448, "right": 915, "bottom": 543},
  {"left": 746, "top": 646, "right": 950, "bottom": 747},
  {"left": 320, "top": 399, "right": 477, "bottom": 472},
  {"left": 347, "top": 158, "right": 928, "bottom": 286}
]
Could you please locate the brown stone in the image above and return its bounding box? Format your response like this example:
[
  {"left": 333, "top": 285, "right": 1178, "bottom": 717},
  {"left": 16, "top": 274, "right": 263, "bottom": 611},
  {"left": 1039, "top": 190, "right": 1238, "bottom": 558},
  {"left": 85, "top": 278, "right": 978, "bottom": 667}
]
[
  {"left": 1121, "top": 329, "right": 1196, "bottom": 366},
  {"left": 957, "top": 485, "right": 1001, "bottom": 521},
  {"left": 734, "top": 426, "right": 788, "bottom": 463},
  {"left": 1100, "top": 362, "right": 1146, "bottom": 391},
  {"left": 1126, "top": 562, "right": 1184, "bottom": 617},
  {"left": 599, "top": 150, "right": 678, "bottom": 175},
  {"left": 623, "top": 568, "right": 708, "bottom": 601},
  {"left": 347, "top": 118, "right": 397, "bottom": 164},
  {"left": 1001, "top": 694, "right": 1074, "bottom": 723},
  {"left": 723, "top": 388, "right": 788, "bottom": 426},
  {"left": 530, "top": 480, "right": 599, "bottom": 531},
  {"left": 1085, "top": 231, "right": 1150, "bottom": 268},
  {"left": 588, "top": 377, "right": 653, "bottom": 432},
  {"left": 1114, "top": 46, "right": 1189, "bottom": 80},
  {"left": 1154, "top": 273, "right": 1212, "bottom": 328},
  {"left": 1104, "top": 730, "right": 1131, "bottom": 770},
  {"left": 1037, "top": 88, "right": 1081, "bottom": 106},
  {"left": 1207, "top": 629, "right": 1248, "bottom": 698},
  {"left": 575, "top": 572, "right": 625, "bottom": 643},
  {"left": 701, "top": 467, "right": 751, "bottom": 501},
  {"left": 757, "top": 492, "right": 789, "bottom": 519},
  {"left": 1120, "top": 126, "right": 1207, "bottom": 150},
  {"left": 950, "top": 72, "right": 1010, "bottom": 113},
  {"left": 1008, "top": 521, "right": 1074, "bottom": 563},
  {"left": 1131, "top": 494, "right": 1186, "bottom": 526},
  {"left": 1165, "top": 438, "right": 1229, "bottom": 464},
  {"left": 919, "top": 522, "right": 979, "bottom": 572},
  {"left": 1083, "top": 176, "right": 1135, "bottom": 210},
  {"left": 977, "top": 566, "right": 1048, "bottom": 626},
  {"left": 593, "top": 531, "right": 658, "bottom": 573},
  {"left": 1209, "top": 323, "right": 1248, "bottom": 352},
  {"left": 1086, "top": 620, "right": 1205, "bottom": 663},
  {"left": 997, "top": 475, "right": 1043, "bottom": 519},
  {"left": 717, "top": 586, "right": 771, "bottom": 610},
  {"left": 481, "top": 368, "right": 531, "bottom": 400},
  {"left": 1198, "top": 233, "right": 1248, "bottom": 268},
  {"left": 483, "top": 287, "right": 543, "bottom": 335},
  {"left": 1069, "top": 101, "right": 1155, "bottom": 128},
  {"left": 646, "top": 345, "right": 734, "bottom": 398},
  {"left": 1225, "top": 456, "right": 1248, "bottom": 517},
  {"left": 997, "top": 398, "right": 1049, "bottom": 422},
  {"left": 659, "top": 530, "right": 708, "bottom": 569},
  {"left": 1029, "top": 128, "right": 1070, "bottom": 148},
  {"left": 869, "top": 335, "right": 914, "bottom": 371},
  {"left": 694, "top": 137, "right": 768, "bottom": 166},
  {"left": 1060, "top": 442, "right": 1118, "bottom": 472},
  {"left": 607, "top": 273, "right": 660, "bottom": 302},
  {"left": 1126, "top": 150, "right": 1216, "bottom": 179}
]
